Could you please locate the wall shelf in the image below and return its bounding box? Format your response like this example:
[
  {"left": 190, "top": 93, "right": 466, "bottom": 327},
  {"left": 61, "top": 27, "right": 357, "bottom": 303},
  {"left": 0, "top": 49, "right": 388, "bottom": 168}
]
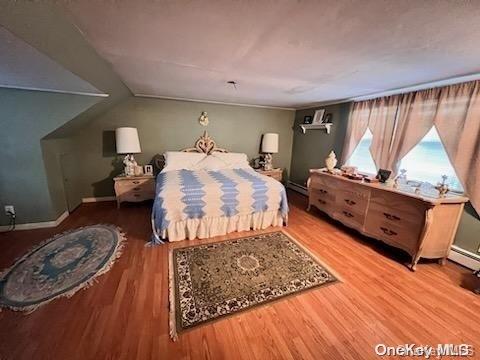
[{"left": 299, "top": 123, "right": 332, "bottom": 134}]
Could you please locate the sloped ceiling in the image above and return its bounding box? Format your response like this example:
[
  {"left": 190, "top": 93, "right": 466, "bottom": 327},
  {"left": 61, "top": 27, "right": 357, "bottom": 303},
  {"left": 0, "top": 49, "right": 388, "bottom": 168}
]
[
  {"left": 0, "top": 25, "right": 104, "bottom": 96},
  {"left": 60, "top": 0, "right": 480, "bottom": 108}
]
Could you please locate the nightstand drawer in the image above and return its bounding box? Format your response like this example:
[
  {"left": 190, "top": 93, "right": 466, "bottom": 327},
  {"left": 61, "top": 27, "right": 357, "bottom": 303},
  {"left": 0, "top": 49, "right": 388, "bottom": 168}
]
[
  {"left": 113, "top": 175, "right": 155, "bottom": 208},
  {"left": 119, "top": 191, "right": 155, "bottom": 203},
  {"left": 115, "top": 178, "right": 153, "bottom": 193},
  {"left": 255, "top": 168, "right": 283, "bottom": 181}
]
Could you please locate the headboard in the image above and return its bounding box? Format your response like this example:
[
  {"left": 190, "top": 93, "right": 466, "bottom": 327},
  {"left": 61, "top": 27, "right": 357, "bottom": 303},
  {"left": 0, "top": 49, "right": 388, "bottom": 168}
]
[
  {"left": 154, "top": 131, "right": 228, "bottom": 170},
  {"left": 181, "top": 131, "right": 228, "bottom": 155}
]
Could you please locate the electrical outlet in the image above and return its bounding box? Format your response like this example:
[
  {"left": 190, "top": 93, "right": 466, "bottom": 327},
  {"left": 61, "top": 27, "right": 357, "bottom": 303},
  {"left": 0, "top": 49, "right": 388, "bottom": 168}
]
[{"left": 5, "top": 205, "right": 15, "bottom": 216}]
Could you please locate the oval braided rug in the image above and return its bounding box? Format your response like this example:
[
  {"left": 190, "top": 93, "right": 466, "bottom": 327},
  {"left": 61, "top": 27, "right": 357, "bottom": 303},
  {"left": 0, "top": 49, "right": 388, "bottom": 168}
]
[{"left": 0, "top": 224, "right": 125, "bottom": 313}]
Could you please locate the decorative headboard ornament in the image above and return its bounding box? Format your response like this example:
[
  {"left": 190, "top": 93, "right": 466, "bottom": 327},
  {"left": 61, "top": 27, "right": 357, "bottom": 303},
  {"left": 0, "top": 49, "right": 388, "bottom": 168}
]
[{"left": 182, "top": 131, "right": 228, "bottom": 155}]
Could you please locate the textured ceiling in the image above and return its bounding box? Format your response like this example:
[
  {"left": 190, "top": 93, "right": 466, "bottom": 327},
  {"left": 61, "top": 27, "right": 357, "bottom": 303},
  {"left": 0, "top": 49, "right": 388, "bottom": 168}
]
[
  {"left": 60, "top": 0, "right": 480, "bottom": 108},
  {"left": 0, "top": 25, "right": 104, "bottom": 96}
]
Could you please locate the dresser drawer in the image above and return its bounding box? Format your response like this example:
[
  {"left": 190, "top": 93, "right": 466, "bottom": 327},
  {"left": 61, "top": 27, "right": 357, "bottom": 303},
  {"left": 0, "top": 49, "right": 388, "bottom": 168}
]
[
  {"left": 365, "top": 217, "right": 420, "bottom": 253},
  {"left": 336, "top": 189, "right": 369, "bottom": 214},
  {"left": 310, "top": 193, "right": 333, "bottom": 214},
  {"left": 332, "top": 207, "right": 366, "bottom": 229},
  {"left": 369, "top": 190, "right": 427, "bottom": 224}
]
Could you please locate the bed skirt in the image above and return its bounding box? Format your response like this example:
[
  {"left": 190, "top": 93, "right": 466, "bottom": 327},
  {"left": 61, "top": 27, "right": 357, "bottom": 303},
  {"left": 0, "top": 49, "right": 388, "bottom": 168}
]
[{"left": 152, "top": 210, "right": 286, "bottom": 243}]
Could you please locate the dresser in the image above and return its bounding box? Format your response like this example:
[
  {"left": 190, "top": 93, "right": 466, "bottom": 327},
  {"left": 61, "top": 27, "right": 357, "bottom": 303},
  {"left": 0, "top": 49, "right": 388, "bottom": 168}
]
[
  {"left": 307, "top": 170, "right": 468, "bottom": 270},
  {"left": 114, "top": 175, "right": 155, "bottom": 208},
  {"left": 255, "top": 168, "right": 283, "bottom": 182}
]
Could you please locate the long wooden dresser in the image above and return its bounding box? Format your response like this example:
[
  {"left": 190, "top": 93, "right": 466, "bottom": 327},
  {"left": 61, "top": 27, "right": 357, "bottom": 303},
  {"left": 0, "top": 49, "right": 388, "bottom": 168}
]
[{"left": 307, "top": 170, "right": 468, "bottom": 270}]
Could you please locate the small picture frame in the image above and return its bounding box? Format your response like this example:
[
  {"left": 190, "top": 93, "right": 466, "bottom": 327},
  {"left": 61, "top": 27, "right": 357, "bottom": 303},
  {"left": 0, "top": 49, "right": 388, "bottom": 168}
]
[
  {"left": 323, "top": 113, "right": 333, "bottom": 124},
  {"left": 376, "top": 169, "right": 392, "bottom": 183},
  {"left": 312, "top": 109, "right": 325, "bottom": 125},
  {"left": 303, "top": 115, "right": 313, "bottom": 124},
  {"left": 144, "top": 165, "right": 153, "bottom": 176}
]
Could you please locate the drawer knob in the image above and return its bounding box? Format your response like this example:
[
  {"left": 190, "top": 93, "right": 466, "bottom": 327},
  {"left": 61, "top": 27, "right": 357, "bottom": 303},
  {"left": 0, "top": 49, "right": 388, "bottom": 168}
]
[
  {"left": 319, "top": 189, "right": 328, "bottom": 194},
  {"left": 318, "top": 199, "right": 326, "bottom": 205},
  {"left": 380, "top": 227, "right": 397, "bottom": 236},
  {"left": 383, "top": 212, "right": 401, "bottom": 221},
  {"left": 344, "top": 199, "right": 356, "bottom": 206},
  {"left": 133, "top": 187, "right": 141, "bottom": 191},
  {"left": 133, "top": 181, "right": 140, "bottom": 184},
  {"left": 342, "top": 211, "right": 354, "bottom": 218}
]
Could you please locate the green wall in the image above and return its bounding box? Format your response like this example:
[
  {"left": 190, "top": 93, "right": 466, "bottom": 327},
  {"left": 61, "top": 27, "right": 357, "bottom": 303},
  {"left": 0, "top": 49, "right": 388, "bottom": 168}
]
[
  {"left": 289, "top": 103, "right": 351, "bottom": 187},
  {"left": 71, "top": 96, "right": 295, "bottom": 198},
  {"left": 0, "top": 88, "right": 99, "bottom": 226}
]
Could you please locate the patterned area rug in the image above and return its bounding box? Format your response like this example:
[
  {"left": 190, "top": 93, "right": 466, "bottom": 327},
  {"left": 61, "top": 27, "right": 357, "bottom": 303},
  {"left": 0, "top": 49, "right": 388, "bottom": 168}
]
[
  {"left": 169, "top": 231, "right": 339, "bottom": 339},
  {"left": 0, "top": 225, "right": 125, "bottom": 312}
]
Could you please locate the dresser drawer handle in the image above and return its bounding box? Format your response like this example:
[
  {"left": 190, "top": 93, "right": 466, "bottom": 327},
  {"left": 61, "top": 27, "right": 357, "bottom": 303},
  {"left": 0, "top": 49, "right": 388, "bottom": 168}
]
[
  {"left": 380, "top": 227, "right": 397, "bottom": 236},
  {"left": 344, "top": 199, "right": 356, "bottom": 206},
  {"left": 317, "top": 199, "right": 326, "bottom": 205},
  {"left": 133, "top": 187, "right": 141, "bottom": 191},
  {"left": 133, "top": 193, "right": 141, "bottom": 197},
  {"left": 132, "top": 181, "right": 140, "bottom": 184},
  {"left": 342, "top": 211, "right": 354, "bottom": 218},
  {"left": 383, "top": 212, "right": 401, "bottom": 221},
  {"left": 319, "top": 189, "right": 328, "bottom": 194}
]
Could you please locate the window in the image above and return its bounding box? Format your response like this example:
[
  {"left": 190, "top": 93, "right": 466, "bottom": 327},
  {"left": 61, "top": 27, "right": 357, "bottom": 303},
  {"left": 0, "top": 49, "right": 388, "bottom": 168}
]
[
  {"left": 346, "top": 128, "right": 377, "bottom": 174},
  {"left": 399, "top": 127, "right": 463, "bottom": 191}
]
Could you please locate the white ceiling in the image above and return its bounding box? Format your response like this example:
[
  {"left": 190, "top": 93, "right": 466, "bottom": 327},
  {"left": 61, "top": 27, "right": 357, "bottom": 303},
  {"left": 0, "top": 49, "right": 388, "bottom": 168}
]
[
  {"left": 0, "top": 25, "right": 104, "bottom": 96},
  {"left": 60, "top": 0, "right": 480, "bottom": 108}
]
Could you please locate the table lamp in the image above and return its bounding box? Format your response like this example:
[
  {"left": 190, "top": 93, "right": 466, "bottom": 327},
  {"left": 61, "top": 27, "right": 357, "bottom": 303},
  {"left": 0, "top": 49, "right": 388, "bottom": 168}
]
[
  {"left": 115, "top": 127, "right": 141, "bottom": 176},
  {"left": 261, "top": 133, "right": 278, "bottom": 171}
]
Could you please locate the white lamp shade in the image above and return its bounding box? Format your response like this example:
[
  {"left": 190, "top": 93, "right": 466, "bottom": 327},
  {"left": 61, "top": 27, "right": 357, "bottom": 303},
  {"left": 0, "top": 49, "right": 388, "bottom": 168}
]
[
  {"left": 115, "top": 127, "right": 141, "bottom": 154},
  {"left": 261, "top": 133, "right": 279, "bottom": 153}
]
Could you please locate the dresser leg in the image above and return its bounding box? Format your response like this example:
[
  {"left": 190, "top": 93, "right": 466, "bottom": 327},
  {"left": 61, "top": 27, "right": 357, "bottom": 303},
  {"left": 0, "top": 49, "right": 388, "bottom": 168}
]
[
  {"left": 438, "top": 257, "right": 447, "bottom": 266},
  {"left": 410, "top": 254, "right": 421, "bottom": 271},
  {"left": 307, "top": 203, "right": 311, "bottom": 211}
]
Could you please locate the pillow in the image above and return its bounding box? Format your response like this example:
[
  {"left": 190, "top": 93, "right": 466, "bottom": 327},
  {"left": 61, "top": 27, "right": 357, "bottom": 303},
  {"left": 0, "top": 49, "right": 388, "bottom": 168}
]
[
  {"left": 211, "top": 152, "right": 250, "bottom": 169},
  {"left": 190, "top": 155, "right": 229, "bottom": 171},
  {"left": 162, "top": 151, "right": 206, "bottom": 172}
]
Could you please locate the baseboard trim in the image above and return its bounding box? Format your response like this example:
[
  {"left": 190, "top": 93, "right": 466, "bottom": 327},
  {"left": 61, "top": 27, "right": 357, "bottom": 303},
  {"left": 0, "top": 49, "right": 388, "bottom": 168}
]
[
  {"left": 287, "top": 181, "right": 308, "bottom": 196},
  {"left": 448, "top": 245, "right": 480, "bottom": 270},
  {"left": 0, "top": 211, "right": 69, "bottom": 232},
  {"left": 82, "top": 196, "right": 116, "bottom": 203}
]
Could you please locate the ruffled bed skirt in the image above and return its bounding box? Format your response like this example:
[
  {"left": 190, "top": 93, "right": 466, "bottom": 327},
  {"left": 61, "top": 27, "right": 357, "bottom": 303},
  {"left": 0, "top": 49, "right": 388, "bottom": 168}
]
[{"left": 152, "top": 210, "right": 286, "bottom": 243}]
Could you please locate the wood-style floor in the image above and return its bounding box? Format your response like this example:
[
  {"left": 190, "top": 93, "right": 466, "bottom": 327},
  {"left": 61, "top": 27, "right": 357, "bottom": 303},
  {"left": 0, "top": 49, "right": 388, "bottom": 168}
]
[{"left": 0, "top": 190, "right": 479, "bottom": 360}]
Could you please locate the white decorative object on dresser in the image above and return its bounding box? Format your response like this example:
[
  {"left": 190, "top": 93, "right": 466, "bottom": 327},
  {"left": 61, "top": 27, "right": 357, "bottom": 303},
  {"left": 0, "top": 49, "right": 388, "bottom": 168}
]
[
  {"left": 114, "top": 175, "right": 155, "bottom": 208},
  {"left": 307, "top": 170, "right": 468, "bottom": 270}
]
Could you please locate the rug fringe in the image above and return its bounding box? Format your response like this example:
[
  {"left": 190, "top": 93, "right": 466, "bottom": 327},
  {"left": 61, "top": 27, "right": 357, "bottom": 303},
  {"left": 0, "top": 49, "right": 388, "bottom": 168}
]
[
  {"left": 0, "top": 224, "right": 126, "bottom": 313},
  {"left": 168, "top": 249, "right": 178, "bottom": 341}
]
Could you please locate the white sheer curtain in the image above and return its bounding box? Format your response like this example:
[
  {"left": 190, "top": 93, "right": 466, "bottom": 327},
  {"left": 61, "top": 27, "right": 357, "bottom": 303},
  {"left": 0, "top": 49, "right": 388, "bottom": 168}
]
[
  {"left": 340, "top": 101, "right": 372, "bottom": 165},
  {"left": 434, "top": 81, "right": 480, "bottom": 213}
]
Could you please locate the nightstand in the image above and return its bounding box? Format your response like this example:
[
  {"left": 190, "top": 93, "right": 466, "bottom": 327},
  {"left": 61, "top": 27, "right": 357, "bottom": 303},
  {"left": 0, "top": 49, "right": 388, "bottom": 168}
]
[
  {"left": 255, "top": 168, "right": 283, "bottom": 182},
  {"left": 113, "top": 175, "right": 155, "bottom": 208}
]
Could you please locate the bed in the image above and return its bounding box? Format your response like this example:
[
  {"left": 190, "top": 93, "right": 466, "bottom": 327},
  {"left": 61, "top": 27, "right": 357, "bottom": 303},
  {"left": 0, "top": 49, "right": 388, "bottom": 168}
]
[{"left": 151, "top": 132, "right": 289, "bottom": 243}]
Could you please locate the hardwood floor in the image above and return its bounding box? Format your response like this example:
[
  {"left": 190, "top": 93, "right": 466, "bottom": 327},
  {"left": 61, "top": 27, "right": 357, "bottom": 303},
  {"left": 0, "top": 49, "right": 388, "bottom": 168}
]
[{"left": 0, "top": 190, "right": 479, "bottom": 360}]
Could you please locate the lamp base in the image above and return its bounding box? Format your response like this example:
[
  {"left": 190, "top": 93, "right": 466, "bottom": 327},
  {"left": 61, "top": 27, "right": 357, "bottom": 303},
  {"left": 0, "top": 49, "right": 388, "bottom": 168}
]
[
  {"left": 123, "top": 154, "right": 138, "bottom": 176},
  {"left": 263, "top": 153, "right": 273, "bottom": 171}
]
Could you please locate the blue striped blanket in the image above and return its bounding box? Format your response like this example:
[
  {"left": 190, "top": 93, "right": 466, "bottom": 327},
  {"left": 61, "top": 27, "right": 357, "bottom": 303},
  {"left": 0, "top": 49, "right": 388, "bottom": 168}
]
[{"left": 151, "top": 168, "right": 288, "bottom": 243}]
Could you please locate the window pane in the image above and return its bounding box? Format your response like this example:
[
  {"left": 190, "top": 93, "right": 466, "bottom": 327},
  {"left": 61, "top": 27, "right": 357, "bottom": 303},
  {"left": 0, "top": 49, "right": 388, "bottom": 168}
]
[
  {"left": 346, "top": 129, "right": 377, "bottom": 174},
  {"left": 399, "top": 127, "right": 463, "bottom": 191}
]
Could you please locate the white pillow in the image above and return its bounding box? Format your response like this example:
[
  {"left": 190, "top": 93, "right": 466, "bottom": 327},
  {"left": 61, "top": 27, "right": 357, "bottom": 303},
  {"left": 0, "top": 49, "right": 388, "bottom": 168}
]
[
  {"left": 162, "top": 151, "right": 206, "bottom": 172},
  {"left": 211, "top": 153, "right": 250, "bottom": 169},
  {"left": 190, "top": 155, "right": 229, "bottom": 170}
]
